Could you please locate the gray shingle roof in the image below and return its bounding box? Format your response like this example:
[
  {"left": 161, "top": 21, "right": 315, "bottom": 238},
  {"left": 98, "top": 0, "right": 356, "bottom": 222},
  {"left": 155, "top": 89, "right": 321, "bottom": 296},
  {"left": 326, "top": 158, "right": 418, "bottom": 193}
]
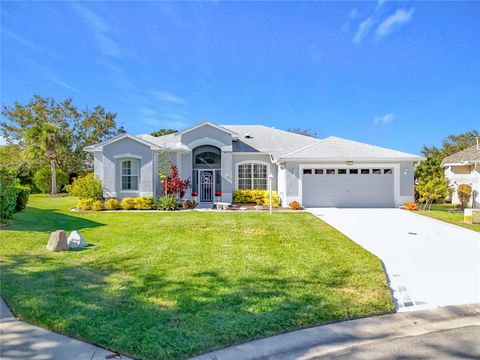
[
  {"left": 221, "top": 125, "right": 318, "bottom": 158},
  {"left": 442, "top": 145, "right": 480, "bottom": 165},
  {"left": 280, "top": 136, "right": 424, "bottom": 161}
]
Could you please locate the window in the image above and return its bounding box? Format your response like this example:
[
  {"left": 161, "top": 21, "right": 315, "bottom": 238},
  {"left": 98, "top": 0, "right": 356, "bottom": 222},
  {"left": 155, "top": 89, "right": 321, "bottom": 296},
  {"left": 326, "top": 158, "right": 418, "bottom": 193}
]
[
  {"left": 338, "top": 169, "right": 347, "bottom": 174},
  {"left": 238, "top": 163, "right": 268, "bottom": 190},
  {"left": 326, "top": 169, "right": 335, "bottom": 174},
  {"left": 303, "top": 169, "right": 312, "bottom": 174},
  {"left": 121, "top": 159, "right": 139, "bottom": 190},
  {"left": 349, "top": 169, "right": 358, "bottom": 174},
  {"left": 372, "top": 169, "right": 381, "bottom": 174},
  {"left": 315, "top": 169, "right": 324, "bottom": 174},
  {"left": 193, "top": 145, "right": 221, "bottom": 169},
  {"left": 384, "top": 168, "right": 393, "bottom": 174},
  {"left": 361, "top": 169, "right": 370, "bottom": 174}
]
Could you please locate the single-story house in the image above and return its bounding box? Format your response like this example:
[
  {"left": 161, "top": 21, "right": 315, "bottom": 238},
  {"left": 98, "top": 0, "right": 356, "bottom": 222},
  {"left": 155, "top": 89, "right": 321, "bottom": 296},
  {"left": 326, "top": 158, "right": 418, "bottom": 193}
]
[
  {"left": 84, "top": 121, "right": 424, "bottom": 208},
  {"left": 442, "top": 142, "right": 480, "bottom": 207}
]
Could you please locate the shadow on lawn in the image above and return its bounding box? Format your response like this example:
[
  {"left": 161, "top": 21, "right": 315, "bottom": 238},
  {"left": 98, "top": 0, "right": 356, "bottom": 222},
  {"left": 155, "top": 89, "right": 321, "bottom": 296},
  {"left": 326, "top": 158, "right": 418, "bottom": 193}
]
[
  {"left": 1, "top": 254, "right": 391, "bottom": 360},
  {"left": 5, "top": 206, "right": 104, "bottom": 232}
]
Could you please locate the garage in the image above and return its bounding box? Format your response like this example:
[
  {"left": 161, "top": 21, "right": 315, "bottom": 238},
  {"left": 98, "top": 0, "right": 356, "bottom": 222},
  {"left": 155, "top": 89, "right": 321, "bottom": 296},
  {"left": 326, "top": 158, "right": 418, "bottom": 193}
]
[{"left": 301, "top": 167, "right": 394, "bottom": 207}]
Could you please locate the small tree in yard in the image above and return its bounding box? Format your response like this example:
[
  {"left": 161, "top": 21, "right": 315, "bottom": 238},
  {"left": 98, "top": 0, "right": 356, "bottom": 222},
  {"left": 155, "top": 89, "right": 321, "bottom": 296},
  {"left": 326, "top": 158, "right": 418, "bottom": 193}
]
[
  {"left": 162, "top": 163, "right": 191, "bottom": 199},
  {"left": 416, "top": 176, "right": 451, "bottom": 210},
  {"left": 457, "top": 184, "right": 472, "bottom": 209}
]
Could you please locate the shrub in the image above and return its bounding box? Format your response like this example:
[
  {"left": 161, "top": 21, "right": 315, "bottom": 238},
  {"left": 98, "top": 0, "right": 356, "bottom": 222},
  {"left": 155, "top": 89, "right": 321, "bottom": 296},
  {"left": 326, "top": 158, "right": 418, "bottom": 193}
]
[
  {"left": 91, "top": 199, "right": 105, "bottom": 211},
  {"left": 134, "top": 196, "right": 154, "bottom": 210},
  {"left": 457, "top": 184, "right": 472, "bottom": 209},
  {"left": 155, "top": 194, "right": 179, "bottom": 211},
  {"left": 105, "top": 198, "right": 120, "bottom": 210},
  {"left": 162, "top": 163, "right": 192, "bottom": 199},
  {"left": 14, "top": 184, "right": 30, "bottom": 212},
  {"left": 0, "top": 185, "right": 18, "bottom": 223},
  {"left": 289, "top": 200, "right": 301, "bottom": 210},
  {"left": 121, "top": 197, "right": 136, "bottom": 210},
  {"left": 404, "top": 201, "right": 418, "bottom": 211},
  {"left": 182, "top": 199, "right": 197, "bottom": 210},
  {"left": 233, "top": 190, "right": 268, "bottom": 204},
  {"left": 77, "top": 198, "right": 94, "bottom": 210},
  {"left": 263, "top": 191, "right": 280, "bottom": 208},
  {"left": 66, "top": 173, "right": 103, "bottom": 200},
  {"left": 416, "top": 176, "right": 450, "bottom": 210},
  {"left": 33, "top": 167, "right": 68, "bottom": 194}
]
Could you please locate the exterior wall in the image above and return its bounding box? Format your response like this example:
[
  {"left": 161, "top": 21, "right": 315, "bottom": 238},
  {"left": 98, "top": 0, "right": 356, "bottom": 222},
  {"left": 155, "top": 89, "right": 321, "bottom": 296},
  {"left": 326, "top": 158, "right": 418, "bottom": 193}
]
[
  {"left": 445, "top": 165, "right": 479, "bottom": 207},
  {"left": 282, "top": 161, "right": 415, "bottom": 207},
  {"left": 93, "top": 152, "right": 103, "bottom": 180},
  {"left": 101, "top": 138, "right": 154, "bottom": 199}
]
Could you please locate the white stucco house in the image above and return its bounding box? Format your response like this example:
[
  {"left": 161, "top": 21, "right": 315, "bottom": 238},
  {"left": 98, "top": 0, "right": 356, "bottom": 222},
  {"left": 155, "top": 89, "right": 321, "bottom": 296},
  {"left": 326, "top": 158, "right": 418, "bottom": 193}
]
[
  {"left": 84, "top": 121, "right": 424, "bottom": 208},
  {"left": 442, "top": 143, "right": 480, "bottom": 207}
]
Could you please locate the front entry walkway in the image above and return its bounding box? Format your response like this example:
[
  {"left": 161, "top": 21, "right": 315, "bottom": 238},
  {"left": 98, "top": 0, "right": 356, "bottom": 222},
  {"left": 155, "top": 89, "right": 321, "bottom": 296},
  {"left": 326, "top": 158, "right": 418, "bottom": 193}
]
[{"left": 307, "top": 208, "right": 480, "bottom": 311}]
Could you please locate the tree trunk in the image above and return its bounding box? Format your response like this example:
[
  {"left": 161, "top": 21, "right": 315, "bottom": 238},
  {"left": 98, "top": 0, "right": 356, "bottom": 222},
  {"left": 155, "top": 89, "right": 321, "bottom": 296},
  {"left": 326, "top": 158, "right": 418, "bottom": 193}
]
[{"left": 50, "top": 160, "right": 57, "bottom": 196}]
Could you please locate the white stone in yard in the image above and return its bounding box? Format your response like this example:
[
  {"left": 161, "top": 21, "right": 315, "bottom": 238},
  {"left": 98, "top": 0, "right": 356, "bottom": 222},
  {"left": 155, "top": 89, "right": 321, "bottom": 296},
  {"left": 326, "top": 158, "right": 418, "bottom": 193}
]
[{"left": 67, "top": 230, "right": 88, "bottom": 248}]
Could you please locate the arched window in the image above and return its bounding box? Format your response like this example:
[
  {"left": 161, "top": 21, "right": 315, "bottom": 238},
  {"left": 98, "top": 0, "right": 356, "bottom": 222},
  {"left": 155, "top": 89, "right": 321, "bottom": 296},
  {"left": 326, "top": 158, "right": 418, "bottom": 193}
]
[
  {"left": 121, "top": 159, "right": 139, "bottom": 190},
  {"left": 192, "top": 146, "right": 221, "bottom": 169},
  {"left": 237, "top": 162, "right": 268, "bottom": 190}
]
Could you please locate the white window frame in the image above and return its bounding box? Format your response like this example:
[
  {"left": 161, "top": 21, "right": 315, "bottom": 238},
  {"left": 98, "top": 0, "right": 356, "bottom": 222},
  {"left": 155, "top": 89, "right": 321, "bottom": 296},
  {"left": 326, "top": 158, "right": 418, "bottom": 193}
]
[
  {"left": 120, "top": 158, "right": 140, "bottom": 192},
  {"left": 235, "top": 160, "right": 270, "bottom": 190}
]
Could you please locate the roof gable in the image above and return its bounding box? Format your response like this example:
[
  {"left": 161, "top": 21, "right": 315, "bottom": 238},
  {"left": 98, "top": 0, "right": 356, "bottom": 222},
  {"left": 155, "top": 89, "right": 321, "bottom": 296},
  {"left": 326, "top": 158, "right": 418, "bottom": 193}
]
[
  {"left": 179, "top": 121, "right": 238, "bottom": 137},
  {"left": 84, "top": 133, "right": 159, "bottom": 152}
]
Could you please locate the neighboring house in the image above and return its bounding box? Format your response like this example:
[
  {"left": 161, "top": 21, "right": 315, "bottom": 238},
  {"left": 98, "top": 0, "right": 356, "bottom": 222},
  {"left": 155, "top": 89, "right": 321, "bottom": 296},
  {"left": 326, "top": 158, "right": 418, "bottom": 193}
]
[
  {"left": 84, "top": 121, "right": 424, "bottom": 208},
  {"left": 442, "top": 143, "right": 480, "bottom": 207}
]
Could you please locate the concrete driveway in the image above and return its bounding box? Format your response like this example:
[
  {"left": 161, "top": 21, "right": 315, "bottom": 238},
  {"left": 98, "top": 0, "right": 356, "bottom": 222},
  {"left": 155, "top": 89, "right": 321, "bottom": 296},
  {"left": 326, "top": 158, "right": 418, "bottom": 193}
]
[{"left": 307, "top": 208, "right": 480, "bottom": 312}]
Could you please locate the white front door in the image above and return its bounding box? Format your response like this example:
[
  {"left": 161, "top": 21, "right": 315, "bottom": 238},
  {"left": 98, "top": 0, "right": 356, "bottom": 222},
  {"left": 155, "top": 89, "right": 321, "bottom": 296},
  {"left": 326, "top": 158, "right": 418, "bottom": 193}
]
[{"left": 199, "top": 170, "right": 214, "bottom": 202}]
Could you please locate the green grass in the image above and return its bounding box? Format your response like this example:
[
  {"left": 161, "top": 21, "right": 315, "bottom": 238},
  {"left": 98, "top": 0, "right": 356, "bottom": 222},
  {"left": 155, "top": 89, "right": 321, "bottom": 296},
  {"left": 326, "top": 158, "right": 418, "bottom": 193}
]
[
  {"left": 418, "top": 204, "right": 480, "bottom": 232},
  {"left": 0, "top": 195, "right": 393, "bottom": 360}
]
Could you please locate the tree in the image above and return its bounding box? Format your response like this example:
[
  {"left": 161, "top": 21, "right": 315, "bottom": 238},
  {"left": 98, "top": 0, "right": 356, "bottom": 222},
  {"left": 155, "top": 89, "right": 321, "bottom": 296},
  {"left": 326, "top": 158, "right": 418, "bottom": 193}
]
[
  {"left": 416, "top": 130, "right": 479, "bottom": 185},
  {"left": 72, "top": 105, "right": 125, "bottom": 173},
  {"left": 287, "top": 128, "right": 317, "bottom": 138},
  {"left": 416, "top": 175, "right": 451, "bottom": 210},
  {"left": 1, "top": 95, "right": 124, "bottom": 191},
  {"left": 1, "top": 96, "right": 76, "bottom": 195},
  {"left": 457, "top": 184, "right": 472, "bottom": 209},
  {"left": 151, "top": 129, "right": 178, "bottom": 137}
]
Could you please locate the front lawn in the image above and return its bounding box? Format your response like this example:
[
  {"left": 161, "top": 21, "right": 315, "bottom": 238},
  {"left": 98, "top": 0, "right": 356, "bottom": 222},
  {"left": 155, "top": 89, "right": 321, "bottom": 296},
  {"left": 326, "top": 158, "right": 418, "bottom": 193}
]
[
  {"left": 418, "top": 204, "right": 480, "bottom": 232},
  {"left": 0, "top": 195, "right": 393, "bottom": 360}
]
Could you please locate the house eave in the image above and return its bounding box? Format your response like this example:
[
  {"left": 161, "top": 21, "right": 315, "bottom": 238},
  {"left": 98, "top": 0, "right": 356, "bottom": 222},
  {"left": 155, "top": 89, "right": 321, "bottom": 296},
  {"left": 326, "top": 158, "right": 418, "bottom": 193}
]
[{"left": 278, "top": 156, "right": 426, "bottom": 163}]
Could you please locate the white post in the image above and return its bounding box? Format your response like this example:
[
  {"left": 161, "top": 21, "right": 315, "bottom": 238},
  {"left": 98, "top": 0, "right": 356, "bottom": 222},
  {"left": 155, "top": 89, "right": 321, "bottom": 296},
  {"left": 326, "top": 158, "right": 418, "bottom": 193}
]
[{"left": 269, "top": 173, "right": 274, "bottom": 214}]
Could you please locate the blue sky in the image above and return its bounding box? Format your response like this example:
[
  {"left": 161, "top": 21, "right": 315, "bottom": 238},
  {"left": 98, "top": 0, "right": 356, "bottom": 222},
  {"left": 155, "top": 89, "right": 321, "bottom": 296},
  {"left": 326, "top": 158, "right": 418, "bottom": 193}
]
[{"left": 1, "top": 1, "right": 479, "bottom": 154}]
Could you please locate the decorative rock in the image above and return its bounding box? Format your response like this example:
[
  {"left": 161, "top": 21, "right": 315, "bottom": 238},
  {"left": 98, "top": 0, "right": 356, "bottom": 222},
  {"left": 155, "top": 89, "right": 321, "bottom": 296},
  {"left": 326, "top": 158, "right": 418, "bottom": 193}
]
[
  {"left": 67, "top": 230, "right": 88, "bottom": 248},
  {"left": 46, "top": 230, "right": 68, "bottom": 251}
]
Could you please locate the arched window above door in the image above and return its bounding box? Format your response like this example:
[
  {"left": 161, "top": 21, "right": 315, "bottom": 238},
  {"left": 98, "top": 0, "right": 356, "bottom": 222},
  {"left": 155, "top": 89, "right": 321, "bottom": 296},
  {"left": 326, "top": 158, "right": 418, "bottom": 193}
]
[{"left": 192, "top": 145, "right": 221, "bottom": 169}]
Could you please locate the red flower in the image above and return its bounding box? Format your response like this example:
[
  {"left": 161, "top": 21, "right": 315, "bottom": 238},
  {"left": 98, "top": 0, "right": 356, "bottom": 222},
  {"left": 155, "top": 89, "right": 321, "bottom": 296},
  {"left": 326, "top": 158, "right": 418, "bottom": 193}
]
[
  {"left": 215, "top": 191, "right": 221, "bottom": 197},
  {"left": 191, "top": 192, "right": 198, "bottom": 196}
]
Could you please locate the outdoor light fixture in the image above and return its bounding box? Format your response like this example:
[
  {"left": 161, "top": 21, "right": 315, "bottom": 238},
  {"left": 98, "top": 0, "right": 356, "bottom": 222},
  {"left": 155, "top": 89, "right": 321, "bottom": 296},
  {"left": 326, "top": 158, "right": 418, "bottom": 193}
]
[{"left": 346, "top": 161, "right": 354, "bottom": 166}]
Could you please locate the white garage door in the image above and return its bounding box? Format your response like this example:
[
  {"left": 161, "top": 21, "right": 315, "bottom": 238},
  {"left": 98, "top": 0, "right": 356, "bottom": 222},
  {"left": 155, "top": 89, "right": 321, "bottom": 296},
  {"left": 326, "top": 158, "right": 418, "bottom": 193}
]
[{"left": 302, "top": 167, "right": 394, "bottom": 208}]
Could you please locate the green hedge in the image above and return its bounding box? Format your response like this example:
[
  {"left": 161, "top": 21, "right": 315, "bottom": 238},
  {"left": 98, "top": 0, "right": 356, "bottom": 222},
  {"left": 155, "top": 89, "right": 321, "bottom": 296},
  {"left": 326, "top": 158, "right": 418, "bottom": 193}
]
[
  {"left": 66, "top": 173, "right": 103, "bottom": 200},
  {"left": 233, "top": 190, "right": 280, "bottom": 207},
  {"left": 15, "top": 185, "right": 31, "bottom": 212}
]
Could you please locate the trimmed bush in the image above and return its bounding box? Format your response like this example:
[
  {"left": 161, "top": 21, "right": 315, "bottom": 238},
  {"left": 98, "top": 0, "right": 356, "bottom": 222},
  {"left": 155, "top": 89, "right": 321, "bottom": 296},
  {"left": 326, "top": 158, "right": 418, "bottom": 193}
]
[
  {"left": 105, "top": 198, "right": 120, "bottom": 210},
  {"left": 263, "top": 191, "right": 280, "bottom": 208},
  {"left": 404, "top": 201, "right": 418, "bottom": 211},
  {"left": 121, "top": 197, "right": 136, "bottom": 210},
  {"left": 92, "top": 200, "right": 105, "bottom": 211},
  {"left": 33, "top": 167, "right": 68, "bottom": 193},
  {"left": 77, "top": 198, "right": 94, "bottom": 210},
  {"left": 457, "top": 184, "right": 472, "bottom": 209},
  {"left": 0, "top": 185, "right": 18, "bottom": 223},
  {"left": 155, "top": 194, "right": 179, "bottom": 211},
  {"left": 66, "top": 173, "right": 103, "bottom": 200},
  {"left": 14, "top": 185, "right": 30, "bottom": 212},
  {"left": 289, "top": 200, "right": 301, "bottom": 210},
  {"left": 233, "top": 190, "right": 268, "bottom": 204},
  {"left": 182, "top": 199, "right": 197, "bottom": 210},
  {"left": 134, "top": 196, "right": 154, "bottom": 210}
]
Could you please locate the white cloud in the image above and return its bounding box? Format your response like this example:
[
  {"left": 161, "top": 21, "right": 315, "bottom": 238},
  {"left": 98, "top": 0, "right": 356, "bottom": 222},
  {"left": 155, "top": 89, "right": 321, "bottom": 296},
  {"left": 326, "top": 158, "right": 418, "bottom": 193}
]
[
  {"left": 374, "top": 113, "right": 395, "bottom": 125},
  {"left": 152, "top": 90, "right": 186, "bottom": 105},
  {"left": 349, "top": 8, "right": 359, "bottom": 19},
  {"left": 0, "top": 136, "right": 7, "bottom": 146},
  {"left": 376, "top": 8, "right": 415, "bottom": 39},
  {"left": 23, "top": 58, "right": 80, "bottom": 93},
  {"left": 353, "top": 17, "right": 374, "bottom": 44},
  {"left": 71, "top": 2, "right": 121, "bottom": 58}
]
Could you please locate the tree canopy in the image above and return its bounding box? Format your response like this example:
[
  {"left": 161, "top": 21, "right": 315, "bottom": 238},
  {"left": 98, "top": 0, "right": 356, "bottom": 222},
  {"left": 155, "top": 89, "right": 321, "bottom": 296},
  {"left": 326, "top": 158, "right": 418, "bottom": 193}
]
[
  {"left": 287, "top": 128, "right": 317, "bottom": 138},
  {"left": 150, "top": 129, "right": 178, "bottom": 137}
]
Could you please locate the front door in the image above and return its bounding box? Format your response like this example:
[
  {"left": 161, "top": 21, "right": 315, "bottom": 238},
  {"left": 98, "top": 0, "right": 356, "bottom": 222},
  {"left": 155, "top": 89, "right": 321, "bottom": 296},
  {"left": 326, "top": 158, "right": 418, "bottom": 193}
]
[{"left": 199, "top": 170, "right": 214, "bottom": 202}]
